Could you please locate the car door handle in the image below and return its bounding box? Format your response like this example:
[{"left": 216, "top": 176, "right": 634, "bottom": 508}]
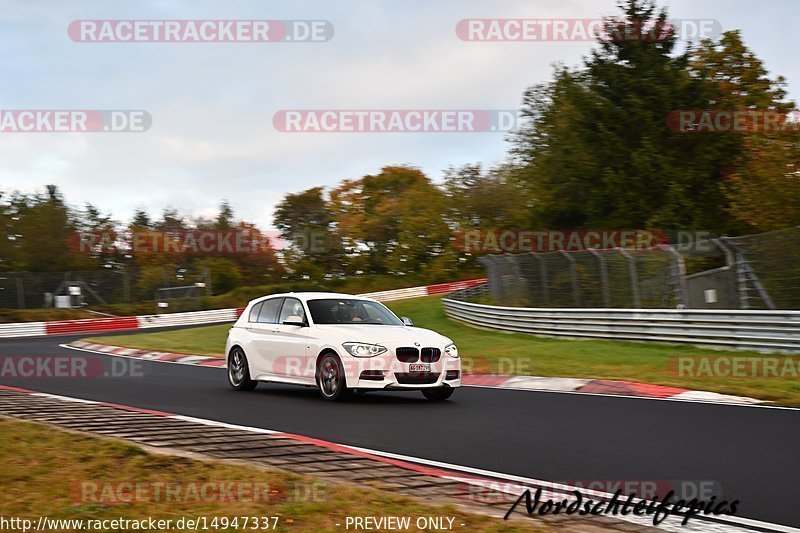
[{"left": 271, "top": 329, "right": 280, "bottom": 333}]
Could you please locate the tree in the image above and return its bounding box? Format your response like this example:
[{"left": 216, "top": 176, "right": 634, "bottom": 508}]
[
  {"left": 131, "top": 208, "right": 152, "bottom": 229},
  {"left": 195, "top": 256, "right": 243, "bottom": 294},
  {"left": 0, "top": 191, "right": 14, "bottom": 271},
  {"left": 329, "top": 166, "right": 454, "bottom": 278},
  {"left": 274, "top": 186, "right": 347, "bottom": 280},
  {"left": 443, "top": 163, "right": 532, "bottom": 230},
  {"left": 512, "top": 0, "right": 762, "bottom": 233},
  {"left": 724, "top": 135, "right": 800, "bottom": 230},
  {"left": 215, "top": 200, "right": 234, "bottom": 230},
  {"left": 690, "top": 31, "right": 799, "bottom": 230},
  {"left": 8, "top": 185, "right": 89, "bottom": 271},
  {"left": 156, "top": 208, "right": 186, "bottom": 231}
]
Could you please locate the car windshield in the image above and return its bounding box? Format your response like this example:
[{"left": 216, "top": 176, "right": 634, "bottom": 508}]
[{"left": 307, "top": 299, "right": 403, "bottom": 325}]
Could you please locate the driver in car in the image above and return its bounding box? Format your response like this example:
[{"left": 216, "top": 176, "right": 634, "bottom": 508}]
[{"left": 336, "top": 302, "right": 365, "bottom": 323}]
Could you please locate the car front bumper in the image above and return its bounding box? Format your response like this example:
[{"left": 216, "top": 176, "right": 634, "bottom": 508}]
[{"left": 342, "top": 352, "right": 462, "bottom": 389}]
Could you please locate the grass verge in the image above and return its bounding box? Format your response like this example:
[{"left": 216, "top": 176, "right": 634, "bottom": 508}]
[
  {"left": 88, "top": 295, "right": 800, "bottom": 406},
  {"left": 0, "top": 416, "right": 541, "bottom": 532},
  {"left": 88, "top": 324, "right": 231, "bottom": 357}
]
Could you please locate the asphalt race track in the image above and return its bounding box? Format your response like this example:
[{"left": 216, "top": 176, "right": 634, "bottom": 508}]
[{"left": 1, "top": 331, "right": 798, "bottom": 529}]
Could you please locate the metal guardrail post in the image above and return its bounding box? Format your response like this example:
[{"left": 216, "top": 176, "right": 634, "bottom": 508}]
[
  {"left": 712, "top": 238, "right": 735, "bottom": 268},
  {"left": 661, "top": 244, "right": 689, "bottom": 308},
  {"left": 712, "top": 238, "right": 737, "bottom": 309},
  {"left": 532, "top": 253, "right": 549, "bottom": 306},
  {"left": 722, "top": 237, "right": 776, "bottom": 310},
  {"left": 559, "top": 250, "right": 581, "bottom": 306},
  {"left": 616, "top": 248, "right": 640, "bottom": 309},
  {"left": 588, "top": 248, "right": 610, "bottom": 307},
  {"left": 506, "top": 255, "right": 522, "bottom": 303}
]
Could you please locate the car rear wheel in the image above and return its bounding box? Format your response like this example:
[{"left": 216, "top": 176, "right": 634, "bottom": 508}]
[
  {"left": 317, "top": 353, "right": 350, "bottom": 401},
  {"left": 228, "top": 347, "right": 257, "bottom": 391},
  {"left": 422, "top": 387, "right": 454, "bottom": 401}
]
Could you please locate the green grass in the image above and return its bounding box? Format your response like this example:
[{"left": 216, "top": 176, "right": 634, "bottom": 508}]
[
  {"left": 92, "top": 324, "right": 231, "bottom": 356},
  {"left": 0, "top": 417, "right": 540, "bottom": 532},
  {"left": 89, "top": 295, "right": 800, "bottom": 406}
]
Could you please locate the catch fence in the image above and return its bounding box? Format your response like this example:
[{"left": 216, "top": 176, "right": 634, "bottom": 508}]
[{"left": 478, "top": 227, "right": 800, "bottom": 310}]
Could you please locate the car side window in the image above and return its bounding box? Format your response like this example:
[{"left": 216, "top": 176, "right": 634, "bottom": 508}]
[
  {"left": 279, "top": 298, "right": 306, "bottom": 324},
  {"left": 248, "top": 302, "right": 263, "bottom": 323},
  {"left": 257, "top": 298, "right": 283, "bottom": 324}
]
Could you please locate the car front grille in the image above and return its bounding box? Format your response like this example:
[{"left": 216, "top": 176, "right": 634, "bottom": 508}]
[
  {"left": 395, "top": 372, "right": 440, "bottom": 385},
  {"left": 395, "top": 347, "right": 419, "bottom": 363},
  {"left": 420, "top": 347, "right": 441, "bottom": 363}
]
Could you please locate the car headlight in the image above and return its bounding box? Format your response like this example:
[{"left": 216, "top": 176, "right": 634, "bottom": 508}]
[
  {"left": 444, "top": 343, "right": 459, "bottom": 358},
  {"left": 342, "top": 342, "right": 387, "bottom": 357}
]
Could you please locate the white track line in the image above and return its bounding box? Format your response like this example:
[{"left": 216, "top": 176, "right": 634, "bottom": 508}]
[{"left": 60, "top": 343, "right": 224, "bottom": 369}]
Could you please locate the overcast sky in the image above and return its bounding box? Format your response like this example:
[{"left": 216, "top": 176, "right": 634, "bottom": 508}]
[{"left": 0, "top": 0, "right": 796, "bottom": 229}]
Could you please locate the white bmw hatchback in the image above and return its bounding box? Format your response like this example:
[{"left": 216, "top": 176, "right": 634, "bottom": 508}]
[{"left": 225, "top": 292, "right": 461, "bottom": 401}]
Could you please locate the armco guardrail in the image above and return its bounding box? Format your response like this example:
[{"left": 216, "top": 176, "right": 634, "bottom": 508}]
[
  {"left": 358, "top": 286, "right": 428, "bottom": 302},
  {"left": 359, "top": 278, "right": 486, "bottom": 302},
  {"left": 136, "top": 308, "right": 240, "bottom": 329},
  {"left": 442, "top": 297, "right": 800, "bottom": 352},
  {"left": 0, "top": 322, "right": 46, "bottom": 338}
]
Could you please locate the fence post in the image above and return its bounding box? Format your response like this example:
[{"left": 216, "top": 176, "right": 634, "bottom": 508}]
[
  {"left": 712, "top": 238, "right": 738, "bottom": 309},
  {"left": 661, "top": 244, "right": 689, "bottom": 308},
  {"left": 722, "top": 237, "right": 776, "bottom": 310},
  {"left": 559, "top": 251, "right": 581, "bottom": 306},
  {"left": 588, "top": 248, "right": 610, "bottom": 307},
  {"left": 202, "top": 267, "right": 212, "bottom": 296},
  {"left": 122, "top": 269, "right": 131, "bottom": 302},
  {"left": 504, "top": 255, "right": 521, "bottom": 304},
  {"left": 479, "top": 256, "right": 503, "bottom": 303},
  {"left": 16, "top": 277, "right": 25, "bottom": 309},
  {"left": 532, "top": 253, "right": 549, "bottom": 306},
  {"left": 616, "top": 248, "right": 640, "bottom": 309}
]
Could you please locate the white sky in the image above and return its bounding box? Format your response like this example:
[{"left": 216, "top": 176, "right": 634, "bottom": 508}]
[{"left": 0, "top": 0, "right": 796, "bottom": 228}]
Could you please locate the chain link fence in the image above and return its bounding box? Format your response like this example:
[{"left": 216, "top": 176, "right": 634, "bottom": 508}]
[
  {"left": 0, "top": 267, "right": 211, "bottom": 310},
  {"left": 478, "top": 227, "right": 800, "bottom": 310}
]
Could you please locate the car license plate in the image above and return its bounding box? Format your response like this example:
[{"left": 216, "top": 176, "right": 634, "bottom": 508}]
[{"left": 409, "top": 364, "right": 431, "bottom": 372}]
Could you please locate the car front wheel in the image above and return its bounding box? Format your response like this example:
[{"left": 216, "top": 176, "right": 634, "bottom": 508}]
[
  {"left": 422, "top": 387, "right": 454, "bottom": 401},
  {"left": 316, "top": 353, "right": 350, "bottom": 401},
  {"left": 228, "top": 347, "right": 257, "bottom": 391}
]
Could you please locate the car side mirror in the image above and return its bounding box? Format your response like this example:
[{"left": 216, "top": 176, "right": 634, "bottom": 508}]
[
  {"left": 283, "top": 315, "right": 306, "bottom": 327},
  {"left": 401, "top": 316, "right": 413, "bottom": 326}
]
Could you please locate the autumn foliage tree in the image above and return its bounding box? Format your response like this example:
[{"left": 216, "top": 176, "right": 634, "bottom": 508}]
[{"left": 512, "top": 1, "right": 799, "bottom": 234}]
